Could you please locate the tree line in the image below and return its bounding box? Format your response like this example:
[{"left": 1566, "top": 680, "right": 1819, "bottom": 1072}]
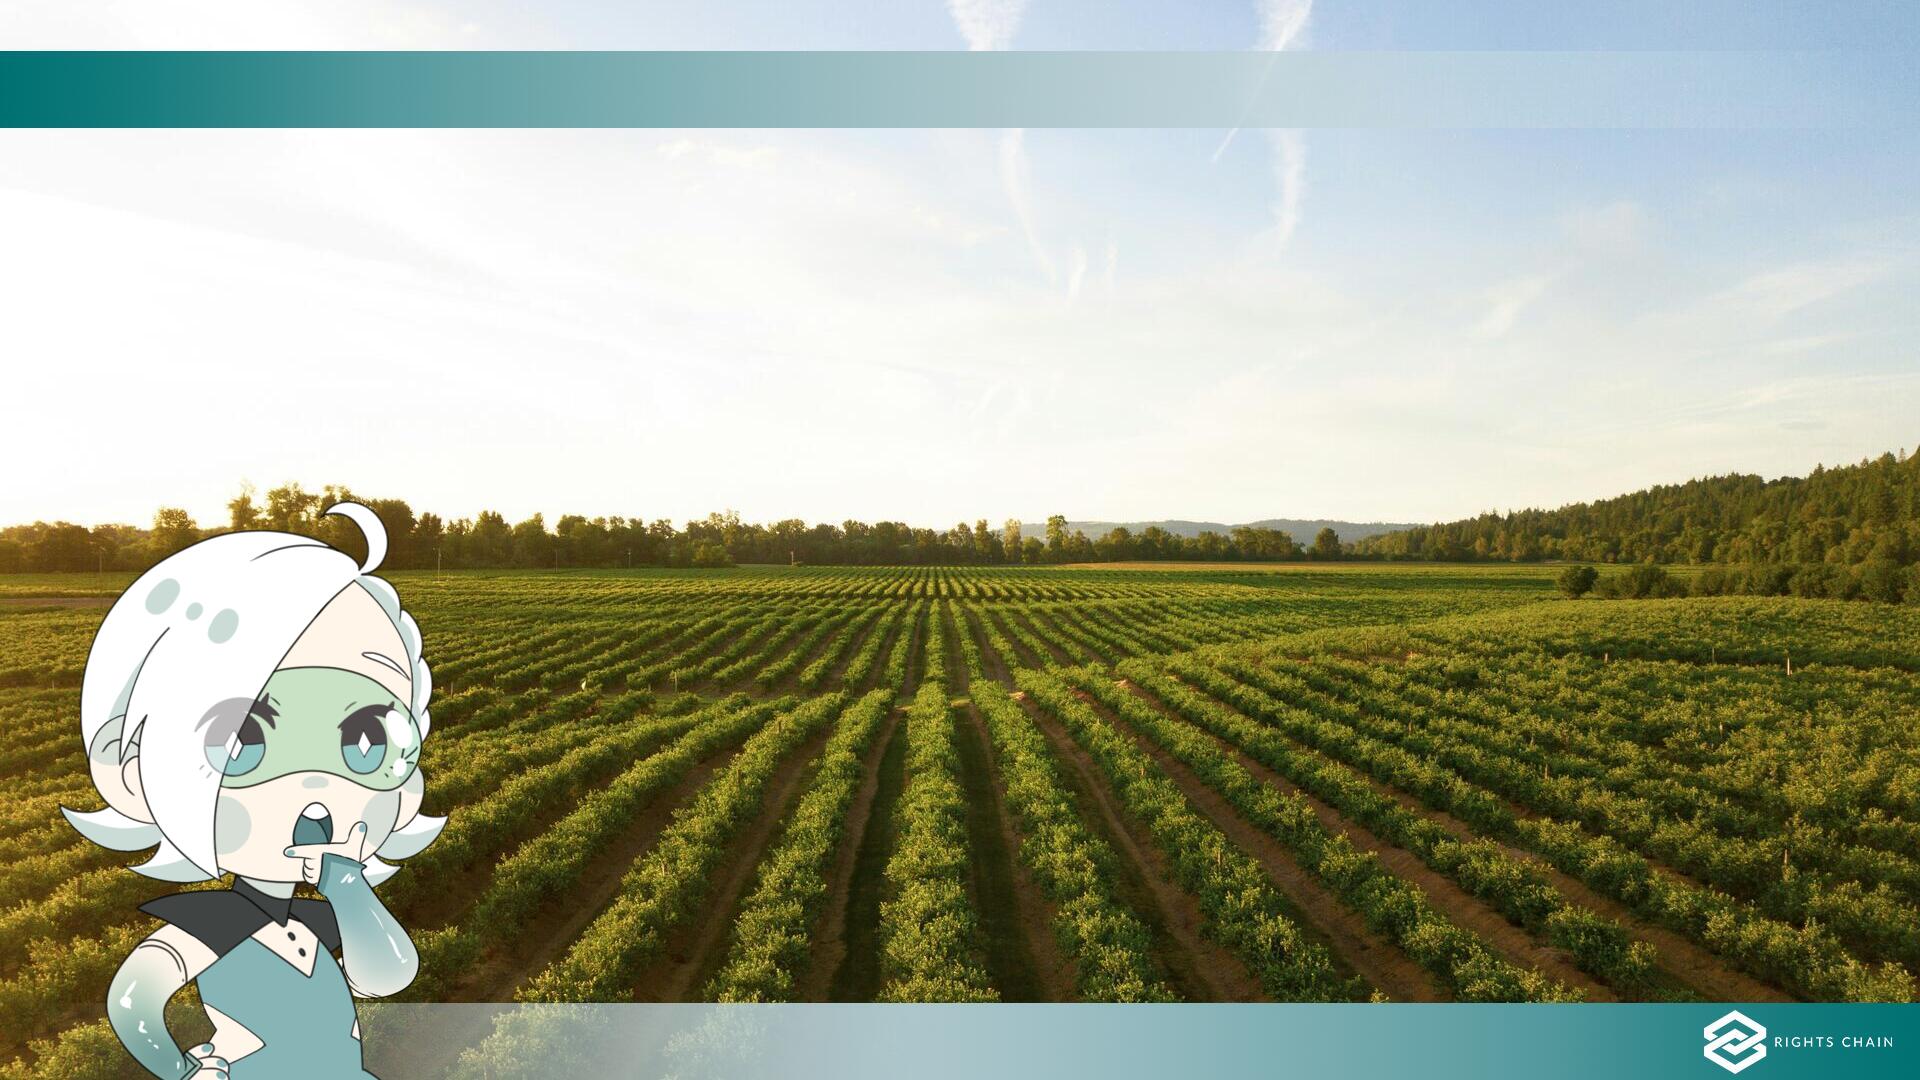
[
  {"left": 0, "top": 483, "right": 1340, "bottom": 573},
  {"left": 1353, "top": 448, "right": 1920, "bottom": 569}
]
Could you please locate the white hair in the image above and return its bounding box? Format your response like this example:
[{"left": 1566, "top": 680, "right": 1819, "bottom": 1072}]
[{"left": 63, "top": 503, "right": 441, "bottom": 886}]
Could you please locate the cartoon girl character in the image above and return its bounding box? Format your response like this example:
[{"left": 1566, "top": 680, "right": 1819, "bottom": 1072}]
[{"left": 63, "top": 504, "right": 444, "bottom": 1079}]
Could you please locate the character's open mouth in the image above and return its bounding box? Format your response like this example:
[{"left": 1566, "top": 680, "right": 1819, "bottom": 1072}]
[{"left": 292, "top": 802, "right": 333, "bottom": 847}]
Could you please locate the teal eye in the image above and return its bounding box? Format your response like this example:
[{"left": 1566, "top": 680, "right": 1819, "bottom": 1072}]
[
  {"left": 340, "top": 707, "right": 389, "bottom": 775},
  {"left": 206, "top": 716, "right": 267, "bottom": 777}
]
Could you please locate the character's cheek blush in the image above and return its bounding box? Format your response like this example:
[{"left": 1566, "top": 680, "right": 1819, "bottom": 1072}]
[
  {"left": 214, "top": 795, "right": 252, "bottom": 856},
  {"left": 361, "top": 790, "right": 401, "bottom": 849}
]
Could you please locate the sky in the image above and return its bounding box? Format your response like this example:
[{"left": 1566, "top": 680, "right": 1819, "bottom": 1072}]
[{"left": 1, "top": 2, "right": 1917, "bottom": 530}]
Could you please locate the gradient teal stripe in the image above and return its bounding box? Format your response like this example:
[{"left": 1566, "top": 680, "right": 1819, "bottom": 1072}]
[
  {"left": 0, "top": 51, "right": 1912, "bottom": 128},
  {"left": 353, "top": 1002, "right": 1919, "bottom": 1079}
]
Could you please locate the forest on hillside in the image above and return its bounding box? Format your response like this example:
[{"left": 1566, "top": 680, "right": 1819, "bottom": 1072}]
[
  {"left": 0, "top": 483, "right": 1321, "bottom": 573},
  {"left": 6, "top": 449, "right": 1918, "bottom": 577},
  {"left": 1354, "top": 450, "right": 1920, "bottom": 568}
]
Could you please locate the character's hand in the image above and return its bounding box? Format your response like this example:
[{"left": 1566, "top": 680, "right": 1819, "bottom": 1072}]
[
  {"left": 186, "top": 1043, "right": 231, "bottom": 1079},
  {"left": 284, "top": 821, "right": 369, "bottom": 885}
]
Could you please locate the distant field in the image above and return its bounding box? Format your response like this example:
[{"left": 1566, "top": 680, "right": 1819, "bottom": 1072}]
[{"left": 3, "top": 565, "right": 1917, "bottom": 1076}]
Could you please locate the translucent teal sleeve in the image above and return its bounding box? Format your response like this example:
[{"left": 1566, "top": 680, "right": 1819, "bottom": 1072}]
[
  {"left": 106, "top": 943, "right": 196, "bottom": 1078},
  {"left": 318, "top": 852, "right": 419, "bottom": 998}
]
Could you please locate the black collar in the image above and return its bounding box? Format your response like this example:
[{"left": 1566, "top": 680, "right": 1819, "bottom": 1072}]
[{"left": 232, "top": 877, "right": 295, "bottom": 926}]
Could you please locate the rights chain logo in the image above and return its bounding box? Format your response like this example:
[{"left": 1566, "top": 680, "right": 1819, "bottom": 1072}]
[{"left": 1705, "top": 1011, "right": 1768, "bottom": 1074}]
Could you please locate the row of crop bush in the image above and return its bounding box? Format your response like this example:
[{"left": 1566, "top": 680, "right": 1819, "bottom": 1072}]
[
  {"left": 0, "top": 684, "right": 660, "bottom": 922},
  {"left": 1123, "top": 662, "right": 1661, "bottom": 997},
  {"left": 879, "top": 602, "right": 923, "bottom": 692},
  {"left": 920, "top": 597, "right": 949, "bottom": 689},
  {"left": 971, "top": 682, "right": 1176, "bottom": 1000},
  {"left": 946, "top": 601, "right": 985, "bottom": 681},
  {"left": 1044, "top": 604, "right": 1148, "bottom": 664},
  {"left": 386, "top": 697, "right": 763, "bottom": 922},
  {"left": 1198, "top": 654, "right": 1914, "bottom": 1002},
  {"left": 1361, "top": 655, "right": 1920, "bottom": 883},
  {"left": 706, "top": 689, "right": 894, "bottom": 1000},
  {"left": 1014, "top": 608, "right": 1104, "bottom": 667},
  {"left": 515, "top": 693, "right": 849, "bottom": 1001},
  {"left": 666, "top": 616, "right": 784, "bottom": 689},
  {"left": 985, "top": 607, "right": 1066, "bottom": 670},
  {"left": 796, "top": 606, "right": 885, "bottom": 690},
  {"left": 836, "top": 604, "right": 907, "bottom": 690},
  {"left": 708, "top": 610, "right": 828, "bottom": 688},
  {"left": 405, "top": 695, "right": 790, "bottom": 996},
  {"left": 1014, "top": 669, "right": 1361, "bottom": 1001},
  {"left": 875, "top": 679, "right": 998, "bottom": 1001},
  {"left": 1080, "top": 665, "right": 1587, "bottom": 1002},
  {"left": 1256, "top": 655, "right": 1920, "bottom": 970},
  {"left": 965, "top": 605, "right": 1023, "bottom": 680}
]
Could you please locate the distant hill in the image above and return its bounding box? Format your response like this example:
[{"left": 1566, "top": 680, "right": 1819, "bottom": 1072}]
[
  {"left": 1020, "top": 519, "right": 1419, "bottom": 544},
  {"left": 1351, "top": 449, "right": 1920, "bottom": 565}
]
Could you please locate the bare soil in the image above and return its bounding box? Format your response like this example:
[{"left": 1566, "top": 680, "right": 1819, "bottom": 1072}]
[
  {"left": 812, "top": 709, "right": 907, "bottom": 1001},
  {"left": 1015, "top": 693, "right": 1265, "bottom": 1001},
  {"left": 1115, "top": 680, "right": 1617, "bottom": 1002},
  {"left": 631, "top": 722, "right": 836, "bottom": 1001},
  {"left": 1077, "top": 687, "right": 1444, "bottom": 1001},
  {"left": 448, "top": 743, "right": 748, "bottom": 1002},
  {"left": 955, "top": 700, "right": 1077, "bottom": 1001}
]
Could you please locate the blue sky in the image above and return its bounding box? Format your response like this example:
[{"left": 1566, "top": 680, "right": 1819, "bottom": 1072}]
[{"left": 1, "top": 2, "right": 1916, "bottom": 529}]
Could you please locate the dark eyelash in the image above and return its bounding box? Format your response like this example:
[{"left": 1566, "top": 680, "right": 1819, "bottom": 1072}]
[
  {"left": 340, "top": 703, "right": 395, "bottom": 730},
  {"left": 248, "top": 697, "right": 279, "bottom": 728}
]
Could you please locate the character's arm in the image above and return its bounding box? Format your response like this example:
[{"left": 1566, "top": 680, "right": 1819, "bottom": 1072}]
[
  {"left": 317, "top": 850, "right": 418, "bottom": 997},
  {"left": 107, "top": 927, "right": 229, "bottom": 1079}
]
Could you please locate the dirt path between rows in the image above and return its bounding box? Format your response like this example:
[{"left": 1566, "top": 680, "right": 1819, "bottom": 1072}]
[
  {"left": 1005, "top": 609, "right": 1077, "bottom": 668},
  {"left": 1072, "top": 687, "right": 1443, "bottom": 1002},
  {"left": 1267, "top": 692, "right": 1799, "bottom": 1001},
  {"left": 964, "top": 607, "right": 1015, "bottom": 688},
  {"left": 1114, "top": 680, "right": 1615, "bottom": 1002},
  {"left": 809, "top": 709, "right": 906, "bottom": 1000},
  {"left": 631, "top": 722, "right": 837, "bottom": 1002},
  {"left": 955, "top": 700, "right": 1077, "bottom": 1001},
  {"left": 1015, "top": 693, "right": 1265, "bottom": 1002},
  {"left": 448, "top": 742, "right": 750, "bottom": 1002}
]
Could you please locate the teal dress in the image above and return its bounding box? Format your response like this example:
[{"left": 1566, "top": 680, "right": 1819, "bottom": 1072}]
[
  {"left": 123, "top": 854, "right": 412, "bottom": 1079},
  {"left": 194, "top": 934, "right": 371, "bottom": 1078}
]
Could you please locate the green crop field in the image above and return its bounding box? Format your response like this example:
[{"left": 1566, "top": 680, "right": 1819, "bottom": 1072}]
[{"left": 4, "top": 564, "right": 1920, "bottom": 1076}]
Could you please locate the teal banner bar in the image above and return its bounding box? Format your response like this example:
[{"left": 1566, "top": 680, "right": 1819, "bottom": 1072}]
[
  {"left": 351, "top": 1002, "right": 1920, "bottom": 1079},
  {"left": 0, "top": 50, "right": 1912, "bottom": 128}
]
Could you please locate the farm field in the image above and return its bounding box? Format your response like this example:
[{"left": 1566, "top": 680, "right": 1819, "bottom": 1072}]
[{"left": 3, "top": 564, "right": 1919, "bottom": 1076}]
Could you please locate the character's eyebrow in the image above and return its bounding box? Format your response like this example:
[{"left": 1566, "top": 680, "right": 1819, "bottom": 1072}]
[
  {"left": 248, "top": 695, "right": 279, "bottom": 728},
  {"left": 363, "top": 651, "right": 410, "bottom": 679}
]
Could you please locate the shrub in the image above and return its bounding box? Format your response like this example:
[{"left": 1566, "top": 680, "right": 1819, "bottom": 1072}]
[{"left": 1556, "top": 565, "right": 1599, "bottom": 599}]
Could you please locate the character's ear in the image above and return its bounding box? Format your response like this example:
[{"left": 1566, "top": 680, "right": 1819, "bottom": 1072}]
[{"left": 87, "top": 716, "right": 155, "bottom": 824}]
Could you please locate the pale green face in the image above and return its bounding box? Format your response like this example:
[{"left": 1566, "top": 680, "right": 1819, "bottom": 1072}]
[{"left": 202, "top": 667, "right": 421, "bottom": 792}]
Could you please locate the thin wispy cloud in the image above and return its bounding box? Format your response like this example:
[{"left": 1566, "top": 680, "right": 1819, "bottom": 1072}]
[
  {"left": 997, "top": 127, "right": 1056, "bottom": 284},
  {"left": 1258, "top": 0, "right": 1314, "bottom": 50},
  {"left": 1265, "top": 128, "right": 1307, "bottom": 251},
  {"left": 1212, "top": 2, "right": 1314, "bottom": 253},
  {"left": 946, "top": 0, "right": 1027, "bottom": 52},
  {"left": 1474, "top": 274, "right": 1554, "bottom": 339}
]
